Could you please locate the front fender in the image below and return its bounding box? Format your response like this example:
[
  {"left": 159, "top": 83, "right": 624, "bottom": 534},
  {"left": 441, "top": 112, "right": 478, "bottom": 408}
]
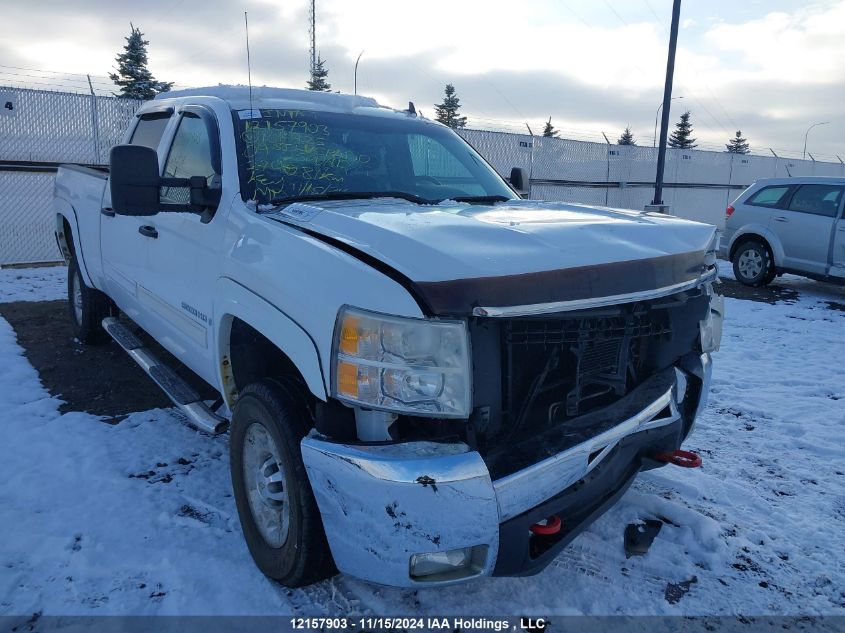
[
  {"left": 728, "top": 223, "right": 784, "bottom": 267},
  {"left": 213, "top": 277, "right": 326, "bottom": 406}
]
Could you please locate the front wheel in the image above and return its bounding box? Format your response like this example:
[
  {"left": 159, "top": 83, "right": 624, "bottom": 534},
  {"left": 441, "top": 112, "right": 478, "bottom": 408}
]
[
  {"left": 732, "top": 241, "right": 773, "bottom": 287},
  {"left": 67, "top": 257, "right": 113, "bottom": 344},
  {"left": 229, "top": 378, "right": 335, "bottom": 587}
]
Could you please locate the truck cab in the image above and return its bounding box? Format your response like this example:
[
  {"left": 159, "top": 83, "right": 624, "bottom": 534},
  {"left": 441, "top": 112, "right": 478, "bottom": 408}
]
[{"left": 54, "top": 86, "right": 723, "bottom": 588}]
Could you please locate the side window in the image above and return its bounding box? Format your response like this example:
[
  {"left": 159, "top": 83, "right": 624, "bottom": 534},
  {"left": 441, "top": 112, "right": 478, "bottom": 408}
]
[
  {"left": 787, "top": 185, "right": 843, "bottom": 218},
  {"left": 746, "top": 186, "right": 790, "bottom": 208},
  {"left": 129, "top": 112, "right": 171, "bottom": 150},
  {"left": 161, "top": 114, "right": 215, "bottom": 205}
]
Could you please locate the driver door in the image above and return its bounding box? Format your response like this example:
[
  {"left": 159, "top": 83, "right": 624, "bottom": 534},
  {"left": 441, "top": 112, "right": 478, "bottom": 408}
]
[{"left": 131, "top": 108, "right": 226, "bottom": 384}]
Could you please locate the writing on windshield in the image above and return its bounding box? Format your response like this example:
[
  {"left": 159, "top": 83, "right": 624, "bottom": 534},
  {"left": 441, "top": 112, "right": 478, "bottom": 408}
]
[{"left": 235, "top": 108, "right": 513, "bottom": 205}]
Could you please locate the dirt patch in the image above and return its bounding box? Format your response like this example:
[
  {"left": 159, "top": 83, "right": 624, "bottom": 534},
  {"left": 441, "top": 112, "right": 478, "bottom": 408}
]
[
  {"left": 717, "top": 277, "right": 800, "bottom": 305},
  {"left": 0, "top": 300, "right": 217, "bottom": 420}
]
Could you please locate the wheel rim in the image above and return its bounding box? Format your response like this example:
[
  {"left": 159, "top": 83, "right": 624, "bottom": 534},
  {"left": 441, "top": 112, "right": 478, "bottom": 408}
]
[
  {"left": 737, "top": 248, "right": 763, "bottom": 279},
  {"left": 72, "top": 270, "right": 84, "bottom": 323},
  {"left": 243, "top": 422, "right": 290, "bottom": 548}
]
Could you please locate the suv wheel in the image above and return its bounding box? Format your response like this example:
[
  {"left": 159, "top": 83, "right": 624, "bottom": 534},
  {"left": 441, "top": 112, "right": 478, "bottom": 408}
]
[
  {"left": 733, "top": 241, "right": 773, "bottom": 287},
  {"left": 67, "top": 256, "right": 113, "bottom": 344},
  {"left": 229, "top": 378, "right": 335, "bottom": 587}
]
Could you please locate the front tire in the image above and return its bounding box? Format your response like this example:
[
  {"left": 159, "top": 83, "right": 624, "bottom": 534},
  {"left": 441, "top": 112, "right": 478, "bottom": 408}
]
[
  {"left": 229, "top": 378, "right": 334, "bottom": 587},
  {"left": 67, "top": 256, "right": 113, "bottom": 344},
  {"left": 732, "top": 241, "right": 773, "bottom": 287}
]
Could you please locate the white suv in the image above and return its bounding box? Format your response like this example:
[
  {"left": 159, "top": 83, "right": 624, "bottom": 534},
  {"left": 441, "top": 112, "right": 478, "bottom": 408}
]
[{"left": 721, "top": 177, "right": 845, "bottom": 286}]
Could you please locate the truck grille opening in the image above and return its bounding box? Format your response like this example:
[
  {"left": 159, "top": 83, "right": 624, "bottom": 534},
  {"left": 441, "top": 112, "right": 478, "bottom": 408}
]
[
  {"left": 470, "top": 287, "right": 711, "bottom": 473},
  {"left": 503, "top": 308, "right": 672, "bottom": 427}
]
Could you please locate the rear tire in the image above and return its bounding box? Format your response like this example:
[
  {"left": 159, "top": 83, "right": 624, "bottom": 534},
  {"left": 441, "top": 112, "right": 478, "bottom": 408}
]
[
  {"left": 67, "top": 257, "right": 113, "bottom": 344},
  {"left": 229, "top": 377, "right": 335, "bottom": 587},
  {"left": 732, "top": 240, "right": 773, "bottom": 287}
]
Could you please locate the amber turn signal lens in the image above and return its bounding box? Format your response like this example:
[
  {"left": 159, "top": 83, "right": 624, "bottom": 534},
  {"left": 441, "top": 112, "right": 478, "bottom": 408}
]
[
  {"left": 339, "top": 316, "right": 360, "bottom": 355},
  {"left": 337, "top": 360, "right": 359, "bottom": 398}
]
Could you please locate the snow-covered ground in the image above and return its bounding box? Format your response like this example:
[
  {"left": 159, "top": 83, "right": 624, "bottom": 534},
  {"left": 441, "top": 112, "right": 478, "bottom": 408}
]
[
  {"left": 0, "top": 266, "right": 66, "bottom": 304},
  {"left": 0, "top": 264, "right": 843, "bottom": 616}
]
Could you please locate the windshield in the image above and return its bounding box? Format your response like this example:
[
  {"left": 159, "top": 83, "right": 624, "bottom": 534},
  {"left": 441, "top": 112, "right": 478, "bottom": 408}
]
[{"left": 233, "top": 109, "right": 514, "bottom": 205}]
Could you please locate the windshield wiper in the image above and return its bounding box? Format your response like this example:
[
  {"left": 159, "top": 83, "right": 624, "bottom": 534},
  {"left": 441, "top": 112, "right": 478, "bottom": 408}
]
[
  {"left": 269, "top": 191, "right": 434, "bottom": 207},
  {"left": 449, "top": 195, "right": 511, "bottom": 204}
]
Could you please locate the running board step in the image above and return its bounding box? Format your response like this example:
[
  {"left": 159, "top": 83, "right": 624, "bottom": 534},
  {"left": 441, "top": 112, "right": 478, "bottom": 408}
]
[{"left": 102, "top": 316, "right": 228, "bottom": 434}]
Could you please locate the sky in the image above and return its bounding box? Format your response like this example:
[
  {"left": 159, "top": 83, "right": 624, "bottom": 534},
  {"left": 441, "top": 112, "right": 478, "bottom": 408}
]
[{"left": 1, "top": 0, "right": 843, "bottom": 159}]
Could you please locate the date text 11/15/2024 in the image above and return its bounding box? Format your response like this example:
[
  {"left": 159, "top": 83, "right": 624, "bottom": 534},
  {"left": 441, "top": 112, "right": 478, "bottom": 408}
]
[{"left": 289, "top": 617, "right": 547, "bottom": 631}]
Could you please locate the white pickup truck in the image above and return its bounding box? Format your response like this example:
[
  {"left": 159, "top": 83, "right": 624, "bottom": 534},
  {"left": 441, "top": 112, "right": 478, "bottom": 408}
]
[{"left": 54, "top": 86, "right": 723, "bottom": 588}]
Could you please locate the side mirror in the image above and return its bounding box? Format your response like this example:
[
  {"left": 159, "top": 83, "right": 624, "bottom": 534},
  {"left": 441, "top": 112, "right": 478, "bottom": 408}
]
[
  {"left": 110, "top": 145, "right": 161, "bottom": 216},
  {"left": 109, "top": 144, "right": 222, "bottom": 219},
  {"left": 510, "top": 167, "right": 529, "bottom": 197}
]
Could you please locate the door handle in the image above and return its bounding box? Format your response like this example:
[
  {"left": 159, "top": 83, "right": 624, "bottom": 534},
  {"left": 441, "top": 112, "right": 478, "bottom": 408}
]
[
  {"left": 138, "top": 225, "right": 158, "bottom": 239},
  {"left": 101, "top": 207, "right": 115, "bottom": 217},
  {"left": 773, "top": 216, "right": 789, "bottom": 222}
]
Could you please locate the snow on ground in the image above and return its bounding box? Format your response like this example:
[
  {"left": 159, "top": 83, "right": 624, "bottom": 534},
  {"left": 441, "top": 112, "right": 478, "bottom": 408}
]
[
  {"left": 0, "top": 265, "right": 843, "bottom": 616},
  {"left": 0, "top": 265, "right": 67, "bottom": 303}
]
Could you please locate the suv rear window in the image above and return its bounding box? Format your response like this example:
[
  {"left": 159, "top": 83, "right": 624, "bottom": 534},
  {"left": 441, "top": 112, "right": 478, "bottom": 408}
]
[
  {"left": 746, "top": 185, "right": 790, "bottom": 208},
  {"left": 787, "top": 184, "right": 843, "bottom": 218}
]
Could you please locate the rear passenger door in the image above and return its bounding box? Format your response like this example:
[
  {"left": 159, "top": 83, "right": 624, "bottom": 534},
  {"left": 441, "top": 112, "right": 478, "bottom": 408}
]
[
  {"left": 773, "top": 184, "right": 843, "bottom": 275},
  {"left": 737, "top": 184, "right": 792, "bottom": 229}
]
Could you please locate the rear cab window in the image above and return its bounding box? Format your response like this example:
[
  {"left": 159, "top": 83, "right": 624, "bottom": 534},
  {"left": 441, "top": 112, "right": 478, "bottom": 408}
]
[
  {"left": 786, "top": 184, "right": 843, "bottom": 218},
  {"left": 745, "top": 185, "right": 791, "bottom": 208},
  {"left": 129, "top": 112, "right": 172, "bottom": 150}
]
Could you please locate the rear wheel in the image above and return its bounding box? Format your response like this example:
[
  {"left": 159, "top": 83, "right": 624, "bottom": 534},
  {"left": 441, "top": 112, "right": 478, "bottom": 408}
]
[
  {"left": 67, "top": 257, "right": 113, "bottom": 344},
  {"left": 229, "top": 378, "right": 334, "bottom": 587},
  {"left": 732, "top": 241, "right": 773, "bottom": 287}
]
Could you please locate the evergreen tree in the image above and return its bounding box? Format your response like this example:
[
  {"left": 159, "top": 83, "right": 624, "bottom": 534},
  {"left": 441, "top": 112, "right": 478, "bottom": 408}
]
[
  {"left": 433, "top": 84, "right": 467, "bottom": 129},
  {"left": 618, "top": 126, "right": 636, "bottom": 146},
  {"left": 542, "top": 117, "right": 559, "bottom": 138},
  {"left": 109, "top": 24, "right": 172, "bottom": 100},
  {"left": 726, "top": 130, "right": 750, "bottom": 154},
  {"left": 306, "top": 55, "right": 331, "bottom": 92},
  {"left": 667, "top": 111, "right": 697, "bottom": 149}
]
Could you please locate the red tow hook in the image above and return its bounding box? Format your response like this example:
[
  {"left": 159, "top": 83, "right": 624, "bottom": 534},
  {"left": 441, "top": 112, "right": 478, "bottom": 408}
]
[
  {"left": 653, "top": 449, "right": 702, "bottom": 468},
  {"left": 530, "top": 515, "right": 562, "bottom": 536}
]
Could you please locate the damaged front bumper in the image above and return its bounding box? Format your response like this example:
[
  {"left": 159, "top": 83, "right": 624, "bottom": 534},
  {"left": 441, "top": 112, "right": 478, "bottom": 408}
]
[{"left": 301, "top": 352, "right": 713, "bottom": 587}]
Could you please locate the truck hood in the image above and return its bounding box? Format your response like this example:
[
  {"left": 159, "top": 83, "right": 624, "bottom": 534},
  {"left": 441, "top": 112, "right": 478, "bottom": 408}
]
[{"left": 264, "top": 198, "right": 717, "bottom": 315}]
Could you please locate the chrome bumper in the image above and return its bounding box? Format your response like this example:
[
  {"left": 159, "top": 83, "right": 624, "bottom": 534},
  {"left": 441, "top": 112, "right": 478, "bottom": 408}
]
[{"left": 301, "top": 353, "right": 712, "bottom": 587}]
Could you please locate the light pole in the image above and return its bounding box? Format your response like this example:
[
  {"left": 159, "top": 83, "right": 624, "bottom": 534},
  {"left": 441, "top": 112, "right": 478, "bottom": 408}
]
[
  {"left": 653, "top": 96, "right": 683, "bottom": 147},
  {"left": 651, "top": 0, "right": 682, "bottom": 209},
  {"left": 803, "top": 121, "right": 829, "bottom": 160},
  {"left": 354, "top": 50, "right": 364, "bottom": 95}
]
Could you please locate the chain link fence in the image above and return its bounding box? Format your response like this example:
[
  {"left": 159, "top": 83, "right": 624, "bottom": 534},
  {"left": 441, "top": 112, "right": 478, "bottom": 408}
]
[
  {"left": 2, "top": 87, "right": 844, "bottom": 265},
  {"left": 0, "top": 87, "right": 141, "bottom": 264},
  {"left": 0, "top": 87, "right": 141, "bottom": 164}
]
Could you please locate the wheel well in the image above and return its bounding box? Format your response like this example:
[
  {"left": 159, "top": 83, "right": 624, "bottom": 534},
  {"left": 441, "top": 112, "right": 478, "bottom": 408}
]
[
  {"left": 227, "top": 317, "right": 307, "bottom": 399},
  {"left": 57, "top": 215, "right": 75, "bottom": 260},
  {"left": 730, "top": 233, "right": 772, "bottom": 262}
]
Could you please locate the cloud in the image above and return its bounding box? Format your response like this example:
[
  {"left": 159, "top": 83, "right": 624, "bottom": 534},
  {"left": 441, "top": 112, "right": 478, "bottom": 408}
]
[{"left": 0, "top": 0, "right": 842, "bottom": 157}]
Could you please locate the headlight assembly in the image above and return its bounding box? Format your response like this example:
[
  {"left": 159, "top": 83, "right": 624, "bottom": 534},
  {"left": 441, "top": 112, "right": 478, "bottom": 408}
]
[{"left": 331, "top": 307, "right": 472, "bottom": 418}]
